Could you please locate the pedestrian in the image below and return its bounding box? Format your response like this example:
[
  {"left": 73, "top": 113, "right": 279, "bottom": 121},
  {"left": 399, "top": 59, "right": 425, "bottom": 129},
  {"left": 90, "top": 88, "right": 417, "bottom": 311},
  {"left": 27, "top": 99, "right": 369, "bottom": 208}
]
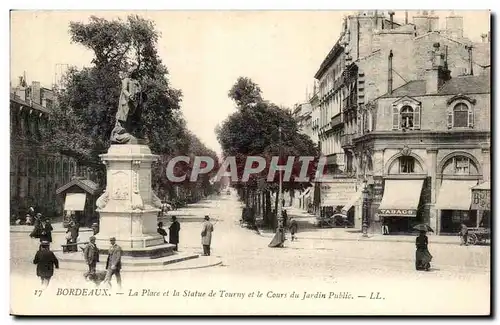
[
  {"left": 169, "top": 216, "right": 181, "bottom": 251},
  {"left": 83, "top": 236, "right": 99, "bottom": 281},
  {"left": 282, "top": 198, "right": 285, "bottom": 208},
  {"left": 68, "top": 220, "right": 79, "bottom": 252},
  {"left": 289, "top": 218, "right": 298, "bottom": 241},
  {"left": 381, "top": 217, "right": 389, "bottom": 235},
  {"left": 91, "top": 222, "right": 100, "bottom": 236},
  {"left": 459, "top": 223, "right": 469, "bottom": 246},
  {"left": 415, "top": 230, "right": 432, "bottom": 271},
  {"left": 101, "top": 237, "right": 122, "bottom": 289},
  {"left": 201, "top": 215, "right": 214, "bottom": 256},
  {"left": 25, "top": 214, "right": 32, "bottom": 225},
  {"left": 282, "top": 209, "right": 288, "bottom": 229},
  {"left": 31, "top": 217, "right": 53, "bottom": 243},
  {"left": 157, "top": 222, "right": 168, "bottom": 243},
  {"left": 33, "top": 241, "right": 59, "bottom": 289}
]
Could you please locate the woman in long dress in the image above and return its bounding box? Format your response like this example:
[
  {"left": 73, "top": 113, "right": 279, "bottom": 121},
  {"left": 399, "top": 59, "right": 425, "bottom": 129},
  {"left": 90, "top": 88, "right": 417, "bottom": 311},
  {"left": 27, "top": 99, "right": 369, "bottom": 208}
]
[{"left": 415, "top": 230, "right": 432, "bottom": 271}]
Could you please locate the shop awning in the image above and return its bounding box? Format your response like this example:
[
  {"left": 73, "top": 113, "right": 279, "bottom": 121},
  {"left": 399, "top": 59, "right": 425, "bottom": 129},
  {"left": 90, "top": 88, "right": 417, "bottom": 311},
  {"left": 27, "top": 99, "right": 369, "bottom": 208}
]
[
  {"left": 377, "top": 179, "right": 424, "bottom": 217},
  {"left": 436, "top": 180, "right": 478, "bottom": 210},
  {"left": 341, "top": 190, "right": 363, "bottom": 214},
  {"left": 64, "top": 193, "right": 87, "bottom": 211}
]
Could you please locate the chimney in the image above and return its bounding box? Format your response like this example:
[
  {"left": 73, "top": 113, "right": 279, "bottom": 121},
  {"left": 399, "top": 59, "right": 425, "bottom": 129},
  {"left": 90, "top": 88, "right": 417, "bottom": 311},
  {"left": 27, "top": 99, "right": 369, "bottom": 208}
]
[
  {"left": 388, "top": 50, "right": 394, "bottom": 94},
  {"left": 413, "top": 11, "right": 429, "bottom": 36},
  {"left": 465, "top": 45, "right": 474, "bottom": 76},
  {"left": 425, "top": 43, "right": 451, "bottom": 94},
  {"left": 388, "top": 11, "right": 395, "bottom": 29},
  {"left": 31, "top": 81, "right": 41, "bottom": 105},
  {"left": 445, "top": 12, "right": 464, "bottom": 39}
]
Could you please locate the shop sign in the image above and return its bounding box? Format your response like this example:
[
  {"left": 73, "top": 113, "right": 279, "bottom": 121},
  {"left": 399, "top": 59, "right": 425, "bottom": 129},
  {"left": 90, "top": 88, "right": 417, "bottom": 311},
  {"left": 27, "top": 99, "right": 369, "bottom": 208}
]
[
  {"left": 471, "top": 189, "right": 490, "bottom": 210},
  {"left": 377, "top": 208, "right": 417, "bottom": 216}
]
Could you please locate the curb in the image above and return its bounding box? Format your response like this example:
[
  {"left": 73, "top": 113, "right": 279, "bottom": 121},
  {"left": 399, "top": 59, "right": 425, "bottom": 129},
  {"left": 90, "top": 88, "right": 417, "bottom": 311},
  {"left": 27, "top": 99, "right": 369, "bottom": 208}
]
[{"left": 256, "top": 232, "right": 463, "bottom": 245}]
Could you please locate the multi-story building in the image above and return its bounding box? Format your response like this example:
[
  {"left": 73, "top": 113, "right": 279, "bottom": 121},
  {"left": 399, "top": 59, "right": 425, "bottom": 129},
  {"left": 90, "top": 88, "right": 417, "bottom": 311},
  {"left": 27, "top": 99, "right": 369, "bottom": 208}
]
[
  {"left": 356, "top": 42, "right": 490, "bottom": 235},
  {"left": 292, "top": 101, "right": 313, "bottom": 140},
  {"left": 313, "top": 10, "right": 490, "bottom": 230},
  {"left": 10, "top": 76, "right": 85, "bottom": 218}
]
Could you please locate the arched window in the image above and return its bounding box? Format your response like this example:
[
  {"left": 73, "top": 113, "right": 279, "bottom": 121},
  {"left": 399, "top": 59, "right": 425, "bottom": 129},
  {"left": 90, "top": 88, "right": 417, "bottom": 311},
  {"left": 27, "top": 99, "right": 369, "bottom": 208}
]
[
  {"left": 392, "top": 102, "right": 421, "bottom": 130},
  {"left": 399, "top": 156, "right": 415, "bottom": 173},
  {"left": 401, "top": 106, "right": 414, "bottom": 128},
  {"left": 449, "top": 103, "right": 473, "bottom": 128}
]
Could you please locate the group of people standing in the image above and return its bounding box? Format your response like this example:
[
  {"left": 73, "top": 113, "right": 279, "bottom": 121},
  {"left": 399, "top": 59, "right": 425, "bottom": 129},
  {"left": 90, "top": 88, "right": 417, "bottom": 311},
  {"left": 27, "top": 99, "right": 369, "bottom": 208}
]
[{"left": 157, "top": 216, "right": 181, "bottom": 251}]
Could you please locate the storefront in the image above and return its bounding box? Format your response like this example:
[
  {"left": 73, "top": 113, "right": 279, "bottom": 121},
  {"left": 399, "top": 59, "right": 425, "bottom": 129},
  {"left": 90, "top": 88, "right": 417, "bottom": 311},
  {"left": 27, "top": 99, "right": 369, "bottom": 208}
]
[
  {"left": 471, "top": 181, "right": 490, "bottom": 229},
  {"left": 377, "top": 179, "right": 425, "bottom": 233},
  {"left": 435, "top": 180, "right": 478, "bottom": 234},
  {"left": 319, "top": 178, "right": 361, "bottom": 228}
]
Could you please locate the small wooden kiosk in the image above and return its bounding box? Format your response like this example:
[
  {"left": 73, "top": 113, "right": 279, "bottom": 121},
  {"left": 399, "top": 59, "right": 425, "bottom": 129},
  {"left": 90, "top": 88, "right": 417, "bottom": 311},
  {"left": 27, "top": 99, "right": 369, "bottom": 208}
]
[
  {"left": 56, "top": 177, "right": 101, "bottom": 227},
  {"left": 468, "top": 181, "right": 491, "bottom": 245}
]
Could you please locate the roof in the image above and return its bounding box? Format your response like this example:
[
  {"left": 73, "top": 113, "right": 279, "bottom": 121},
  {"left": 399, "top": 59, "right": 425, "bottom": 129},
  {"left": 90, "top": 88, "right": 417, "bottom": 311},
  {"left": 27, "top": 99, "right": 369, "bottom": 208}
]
[
  {"left": 438, "top": 72, "right": 490, "bottom": 95},
  {"left": 10, "top": 93, "right": 51, "bottom": 114},
  {"left": 381, "top": 72, "right": 490, "bottom": 98},
  {"left": 314, "top": 37, "right": 344, "bottom": 80},
  {"left": 56, "top": 178, "right": 100, "bottom": 196}
]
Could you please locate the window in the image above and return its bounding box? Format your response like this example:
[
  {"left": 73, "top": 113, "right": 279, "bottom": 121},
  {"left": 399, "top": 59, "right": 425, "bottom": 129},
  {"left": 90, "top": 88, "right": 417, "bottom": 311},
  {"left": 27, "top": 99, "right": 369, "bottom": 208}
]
[
  {"left": 399, "top": 156, "right": 415, "bottom": 173},
  {"left": 454, "top": 157, "right": 470, "bottom": 175},
  {"left": 392, "top": 104, "right": 421, "bottom": 130},
  {"left": 451, "top": 103, "right": 472, "bottom": 128},
  {"left": 401, "top": 106, "right": 414, "bottom": 128}
]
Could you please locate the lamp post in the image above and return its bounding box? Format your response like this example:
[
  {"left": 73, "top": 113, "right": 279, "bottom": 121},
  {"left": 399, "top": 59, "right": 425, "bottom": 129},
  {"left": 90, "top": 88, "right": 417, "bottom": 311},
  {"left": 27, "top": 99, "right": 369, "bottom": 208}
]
[
  {"left": 277, "top": 126, "right": 284, "bottom": 235},
  {"left": 361, "top": 179, "right": 369, "bottom": 237}
]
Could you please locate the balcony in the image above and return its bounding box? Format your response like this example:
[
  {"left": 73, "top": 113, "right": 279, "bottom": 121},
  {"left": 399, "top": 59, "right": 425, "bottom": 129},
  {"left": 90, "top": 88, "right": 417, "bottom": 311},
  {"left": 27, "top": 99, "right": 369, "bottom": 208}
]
[
  {"left": 330, "top": 113, "right": 343, "bottom": 128},
  {"left": 341, "top": 133, "right": 353, "bottom": 148}
]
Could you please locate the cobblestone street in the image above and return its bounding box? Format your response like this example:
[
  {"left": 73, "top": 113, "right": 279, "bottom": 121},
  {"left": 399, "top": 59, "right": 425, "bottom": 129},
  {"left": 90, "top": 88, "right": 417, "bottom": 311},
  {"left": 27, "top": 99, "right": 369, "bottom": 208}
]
[{"left": 10, "top": 191, "right": 490, "bottom": 315}]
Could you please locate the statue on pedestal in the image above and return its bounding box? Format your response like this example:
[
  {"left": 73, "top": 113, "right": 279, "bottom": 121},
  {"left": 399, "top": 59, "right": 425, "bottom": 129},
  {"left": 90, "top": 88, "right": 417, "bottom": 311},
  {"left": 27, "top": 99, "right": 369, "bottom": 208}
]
[{"left": 111, "top": 65, "right": 147, "bottom": 144}]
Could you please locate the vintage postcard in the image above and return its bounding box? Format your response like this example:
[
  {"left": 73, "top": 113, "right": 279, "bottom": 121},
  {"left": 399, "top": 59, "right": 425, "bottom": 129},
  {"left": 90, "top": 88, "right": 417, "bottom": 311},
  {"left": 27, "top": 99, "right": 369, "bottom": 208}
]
[{"left": 9, "top": 9, "right": 491, "bottom": 316}]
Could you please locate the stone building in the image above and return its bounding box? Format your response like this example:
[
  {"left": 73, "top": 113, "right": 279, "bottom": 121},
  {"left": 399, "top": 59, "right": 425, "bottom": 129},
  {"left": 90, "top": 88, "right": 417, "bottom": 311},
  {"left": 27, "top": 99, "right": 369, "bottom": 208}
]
[
  {"left": 292, "top": 101, "right": 314, "bottom": 142},
  {"left": 311, "top": 10, "right": 490, "bottom": 229},
  {"left": 10, "top": 76, "right": 85, "bottom": 218},
  {"left": 355, "top": 43, "right": 490, "bottom": 235}
]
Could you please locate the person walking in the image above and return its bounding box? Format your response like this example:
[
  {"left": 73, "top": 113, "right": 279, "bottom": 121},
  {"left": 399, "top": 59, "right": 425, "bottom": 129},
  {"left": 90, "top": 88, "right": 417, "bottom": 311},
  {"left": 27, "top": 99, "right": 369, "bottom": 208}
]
[
  {"left": 33, "top": 241, "right": 59, "bottom": 289},
  {"left": 169, "top": 216, "right": 181, "bottom": 251},
  {"left": 201, "top": 216, "right": 214, "bottom": 256},
  {"left": 289, "top": 218, "right": 298, "bottom": 241},
  {"left": 381, "top": 217, "right": 390, "bottom": 235},
  {"left": 31, "top": 217, "right": 53, "bottom": 244},
  {"left": 415, "top": 231, "right": 433, "bottom": 271},
  {"left": 459, "top": 223, "right": 469, "bottom": 246},
  {"left": 157, "top": 222, "right": 168, "bottom": 243},
  {"left": 102, "top": 237, "right": 122, "bottom": 289},
  {"left": 83, "top": 236, "right": 100, "bottom": 281}
]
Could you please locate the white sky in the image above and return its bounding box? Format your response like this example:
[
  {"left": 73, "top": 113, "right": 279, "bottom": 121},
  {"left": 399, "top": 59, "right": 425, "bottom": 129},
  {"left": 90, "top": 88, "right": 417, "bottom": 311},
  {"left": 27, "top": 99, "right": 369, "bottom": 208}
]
[{"left": 10, "top": 10, "right": 490, "bottom": 153}]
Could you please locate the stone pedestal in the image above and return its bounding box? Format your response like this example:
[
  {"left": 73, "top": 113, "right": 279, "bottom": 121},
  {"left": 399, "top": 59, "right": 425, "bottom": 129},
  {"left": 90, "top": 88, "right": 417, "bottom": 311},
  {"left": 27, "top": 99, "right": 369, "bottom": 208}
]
[{"left": 95, "top": 144, "right": 175, "bottom": 256}]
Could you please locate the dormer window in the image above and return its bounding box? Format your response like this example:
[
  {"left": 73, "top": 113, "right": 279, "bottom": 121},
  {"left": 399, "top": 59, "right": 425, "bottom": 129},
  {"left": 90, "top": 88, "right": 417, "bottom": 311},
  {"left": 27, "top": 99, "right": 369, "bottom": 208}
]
[
  {"left": 448, "top": 102, "right": 474, "bottom": 128},
  {"left": 446, "top": 95, "right": 476, "bottom": 129},
  {"left": 400, "top": 106, "right": 414, "bottom": 129},
  {"left": 392, "top": 97, "right": 421, "bottom": 131}
]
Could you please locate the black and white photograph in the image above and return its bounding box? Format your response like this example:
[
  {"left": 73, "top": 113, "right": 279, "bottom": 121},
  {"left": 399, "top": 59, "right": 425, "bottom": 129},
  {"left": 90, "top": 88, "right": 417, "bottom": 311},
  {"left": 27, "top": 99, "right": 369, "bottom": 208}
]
[{"left": 8, "top": 9, "right": 491, "bottom": 316}]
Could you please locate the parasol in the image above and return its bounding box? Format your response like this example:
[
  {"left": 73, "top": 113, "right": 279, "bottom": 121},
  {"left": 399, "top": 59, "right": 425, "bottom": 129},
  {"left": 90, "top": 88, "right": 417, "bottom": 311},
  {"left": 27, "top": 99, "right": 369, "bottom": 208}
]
[{"left": 413, "top": 224, "right": 434, "bottom": 233}]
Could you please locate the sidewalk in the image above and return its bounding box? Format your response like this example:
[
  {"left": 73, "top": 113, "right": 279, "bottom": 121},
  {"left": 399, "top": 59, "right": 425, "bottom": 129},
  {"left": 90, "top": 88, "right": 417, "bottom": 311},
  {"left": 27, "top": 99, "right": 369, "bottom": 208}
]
[{"left": 262, "top": 207, "right": 464, "bottom": 245}]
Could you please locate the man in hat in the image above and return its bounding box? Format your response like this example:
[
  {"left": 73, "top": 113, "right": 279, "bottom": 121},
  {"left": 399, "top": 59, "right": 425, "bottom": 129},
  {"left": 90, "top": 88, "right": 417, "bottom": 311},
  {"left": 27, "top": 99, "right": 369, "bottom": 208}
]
[
  {"left": 169, "top": 216, "right": 181, "bottom": 251},
  {"left": 91, "top": 222, "right": 100, "bottom": 236},
  {"left": 33, "top": 241, "right": 59, "bottom": 289},
  {"left": 83, "top": 236, "right": 100, "bottom": 281},
  {"left": 201, "top": 215, "right": 214, "bottom": 256},
  {"left": 102, "top": 237, "right": 122, "bottom": 289}
]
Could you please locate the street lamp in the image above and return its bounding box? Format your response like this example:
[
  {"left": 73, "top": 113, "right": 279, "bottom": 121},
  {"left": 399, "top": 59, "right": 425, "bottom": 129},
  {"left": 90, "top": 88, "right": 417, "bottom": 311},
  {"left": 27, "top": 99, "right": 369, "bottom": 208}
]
[
  {"left": 361, "top": 178, "right": 369, "bottom": 237},
  {"left": 277, "top": 126, "right": 284, "bottom": 233}
]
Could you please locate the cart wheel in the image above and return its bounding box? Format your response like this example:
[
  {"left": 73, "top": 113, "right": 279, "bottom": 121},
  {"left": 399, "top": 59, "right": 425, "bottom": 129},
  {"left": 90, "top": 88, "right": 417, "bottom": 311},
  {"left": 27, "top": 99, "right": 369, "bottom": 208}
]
[{"left": 468, "top": 234, "right": 478, "bottom": 245}]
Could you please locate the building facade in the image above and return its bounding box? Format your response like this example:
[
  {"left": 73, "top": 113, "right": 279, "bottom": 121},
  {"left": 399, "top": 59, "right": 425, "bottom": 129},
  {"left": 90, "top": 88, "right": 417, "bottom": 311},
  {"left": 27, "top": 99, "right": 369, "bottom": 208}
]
[
  {"left": 355, "top": 42, "right": 490, "bottom": 235},
  {"left": 311, "top": 10, "right": 490, "bottom": 230},
  {"left": 10, "top": 76, "right": 83, "bottom": 218}
]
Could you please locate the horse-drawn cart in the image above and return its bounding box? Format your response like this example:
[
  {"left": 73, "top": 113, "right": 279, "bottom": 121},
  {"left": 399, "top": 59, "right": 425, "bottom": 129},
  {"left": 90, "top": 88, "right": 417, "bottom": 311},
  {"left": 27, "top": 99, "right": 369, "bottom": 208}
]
[{"left": 467, "top": 227, "right": 491, "bottom": 245}]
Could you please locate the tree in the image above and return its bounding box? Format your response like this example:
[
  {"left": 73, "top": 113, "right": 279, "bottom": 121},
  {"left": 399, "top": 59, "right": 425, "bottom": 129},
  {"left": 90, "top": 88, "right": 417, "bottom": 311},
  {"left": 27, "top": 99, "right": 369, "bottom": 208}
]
[
  {"left": 42, "top": 15, "right": 215, "bottom": 202},
  {"left": 217, "top": 77, "right": 320, "bottom": 227}
]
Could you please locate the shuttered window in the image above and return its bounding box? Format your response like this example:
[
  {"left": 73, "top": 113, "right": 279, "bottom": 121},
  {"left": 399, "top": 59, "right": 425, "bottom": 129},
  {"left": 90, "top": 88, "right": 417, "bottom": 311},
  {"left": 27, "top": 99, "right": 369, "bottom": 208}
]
[{"left": 392, "top": 107, "right": 399, "bottom": 130}]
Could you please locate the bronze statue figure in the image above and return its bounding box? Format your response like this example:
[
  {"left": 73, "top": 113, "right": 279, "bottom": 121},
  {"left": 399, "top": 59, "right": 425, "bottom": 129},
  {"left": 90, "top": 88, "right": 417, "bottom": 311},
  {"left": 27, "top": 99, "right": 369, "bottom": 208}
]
[{"left": 111, "top": 66, "right": 147, "bottom": 144}]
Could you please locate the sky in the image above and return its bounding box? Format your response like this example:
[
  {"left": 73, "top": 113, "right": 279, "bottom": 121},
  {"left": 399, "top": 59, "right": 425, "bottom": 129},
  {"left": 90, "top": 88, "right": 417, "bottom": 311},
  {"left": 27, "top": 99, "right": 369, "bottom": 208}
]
[{"left": 10, "top": 10, "right": 490, "bottom": 154}]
